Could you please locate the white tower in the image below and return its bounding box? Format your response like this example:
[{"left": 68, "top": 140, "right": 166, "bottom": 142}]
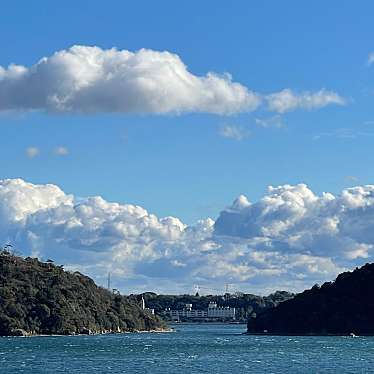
[{"left": 141, "top": 295, "right": 145, "bottom": 310}]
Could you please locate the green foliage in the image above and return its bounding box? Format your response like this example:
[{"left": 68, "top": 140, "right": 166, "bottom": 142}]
[
  {"left": 247, "top": 263, "right": 374, "bottom": 335},
  {"left": 0, "top": 254, "right": 164, "bottom": 336}
]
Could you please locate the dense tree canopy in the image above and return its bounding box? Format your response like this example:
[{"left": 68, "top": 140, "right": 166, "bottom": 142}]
[
  {"left": 247, "top": 263, "right": 374, "bottom": 335},
  {"left": 0, "top": 253, "right": 164, "bottom": 336}
]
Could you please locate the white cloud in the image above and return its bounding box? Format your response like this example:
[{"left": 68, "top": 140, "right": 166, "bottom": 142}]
[
  {"left": 266, "top": 89, "right": 346, "bottom": 113},
  {"left": 0, "top": 45, "right": 345, "bottom": 116},
  {"left": 219, "top": 125, "right": 250, "bottom": 140},
  {"left": 368, "top": 52, "right": 374, "bottom": 66},
  {"left": 25, "top": 147, "right": 39, "bottom": 158},
  {"left": 54, "top": 146, "right": 69, "bottom": 156},
  {"left": 346, "top": 175, "right": 359, "bottom": 183},
  {"left": 1, "top": 179, "right": 373, "bottom": 294},
  {"left": 214, "top": 183, "right": 374, "bottom": 263},
  {"left": 255, "top": 115, "right": 284, "bottom": 128},
  {"left": 0, "top": 45, "right": 260, "bottom": 115}
]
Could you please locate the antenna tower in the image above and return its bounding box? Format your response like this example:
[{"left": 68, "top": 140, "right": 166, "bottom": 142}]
[
  {"left": 107, "top": 272, "right": 111, "bottom": 290},
  {"left": 193, "top": 284, "right": 200, "bottom": 295}
]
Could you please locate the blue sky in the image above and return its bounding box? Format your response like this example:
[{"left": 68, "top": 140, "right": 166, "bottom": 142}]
[
  {"left": 1, "top": 1, "right": 373, "bottom": 224},
  {"left": 1, "top": 1, "right": 374, "bottom": 293}
]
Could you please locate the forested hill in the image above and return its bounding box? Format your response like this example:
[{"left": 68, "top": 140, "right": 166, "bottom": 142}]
[
  {"left": 247, "top": 263, "right": 374, "bottom": 335},
  {"left": 0, "top": 253, "right": 165, "bottom": 336},
  {"left": 138, "top": 290, "right": 294, "bottom": 321}
]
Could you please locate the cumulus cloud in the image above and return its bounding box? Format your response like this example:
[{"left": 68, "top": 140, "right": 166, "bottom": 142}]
[
  {"left": 1, "top": 179, "right": 373, "bottom": 294},
  {"left": 25, "top": 147, "right": 39, "bottom": 158},
  {"left": 214, "top": 183, "right": 374, "bottom": 264},
  {"left": 0, "top": 45, "right": 345, "bottom": 116},
  {"left": 0, "top": 45, "right": 260, "bottom": 115},
  {"left": 54, "top": 146, "right": 69, "bottom": 156},
  {"left": 219, "top": 125, "right": 250, "bottom": 140},
  {"left": 266, "top": 89, "right": 346, "bottom": 113}
]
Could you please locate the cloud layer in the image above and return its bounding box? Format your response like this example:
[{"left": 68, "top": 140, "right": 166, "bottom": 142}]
[
  {"left": 0, "top": 45, "right": 344, "bottom": 115},
  {"left": 1, "top": 179, "right": 374, "bottom": 294}
]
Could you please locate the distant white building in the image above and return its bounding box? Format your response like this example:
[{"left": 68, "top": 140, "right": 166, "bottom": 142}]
[
  {"left": 207, "top": 302, "right": 235, "bottom": 319},
  {"left": 166, "top": 302, "right": 235, "bottom": 321}
]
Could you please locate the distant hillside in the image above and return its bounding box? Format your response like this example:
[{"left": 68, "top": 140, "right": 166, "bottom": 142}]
[
  {"left": 247, "top": 263, "right": 374, "bottom": 335},
  {"left": 0, "top": 252, "right": 165, "bottom": 336},
  {"left": 138, "top": 290, "right": 294, "bottom": 321}
]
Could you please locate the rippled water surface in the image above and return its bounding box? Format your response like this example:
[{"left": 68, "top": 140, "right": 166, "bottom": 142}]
[{"left": 1, "top": 324, "right": 374, "bottom": 373}]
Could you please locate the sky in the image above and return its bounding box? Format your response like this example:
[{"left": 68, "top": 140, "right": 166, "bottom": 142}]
[{"left": 1, "top": 1, "right": 374, "bottom": 295}]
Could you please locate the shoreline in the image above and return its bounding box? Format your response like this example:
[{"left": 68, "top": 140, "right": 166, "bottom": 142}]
[
  {"left": 244, "top": 332, "right": 369, "bottom": 337},
  {"left": 1, "top": 327, "right": 173, "bottom": 338},
  {"left": 168, "top": 321, "right": 247, "bottom": 325}
]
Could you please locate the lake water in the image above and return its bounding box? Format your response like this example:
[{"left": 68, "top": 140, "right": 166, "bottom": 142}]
[{"left": 1, "top": 323, "right": 374, "bottom": 373}]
